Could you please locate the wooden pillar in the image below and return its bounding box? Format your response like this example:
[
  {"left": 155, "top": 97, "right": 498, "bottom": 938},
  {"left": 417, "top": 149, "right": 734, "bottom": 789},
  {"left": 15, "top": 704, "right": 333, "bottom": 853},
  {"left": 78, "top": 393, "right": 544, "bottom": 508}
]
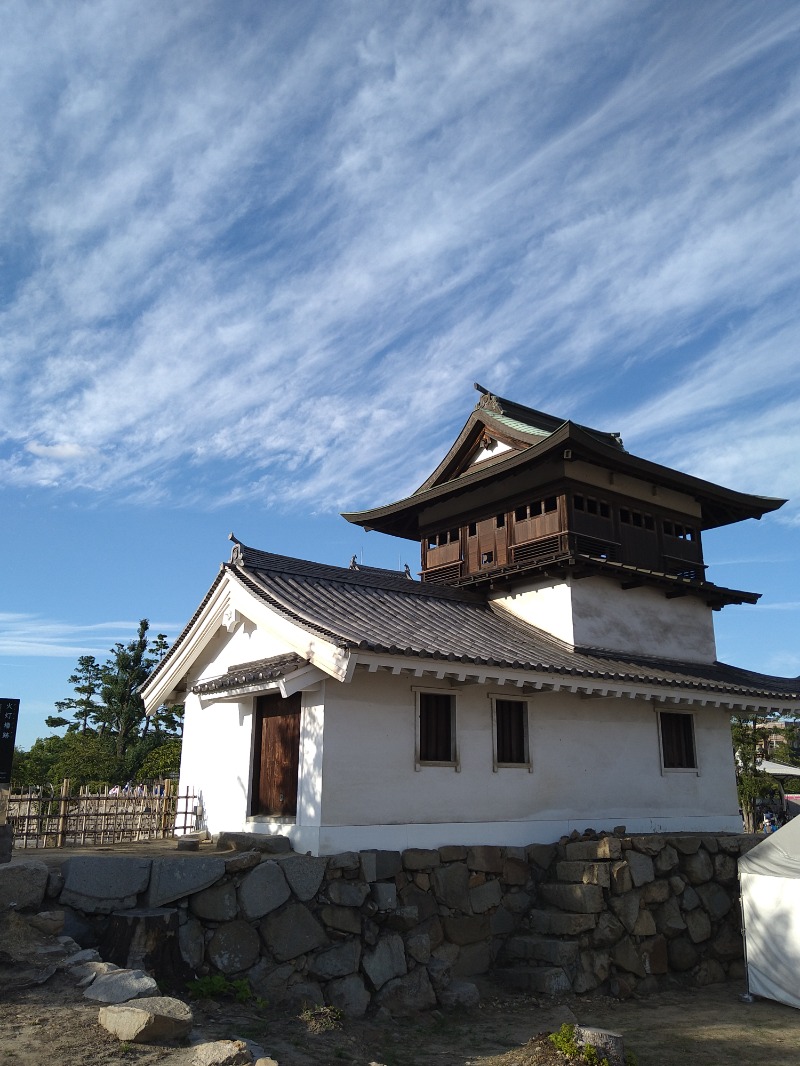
[{"left": 56, "top": 778, "right": 70, "bottom": 848}]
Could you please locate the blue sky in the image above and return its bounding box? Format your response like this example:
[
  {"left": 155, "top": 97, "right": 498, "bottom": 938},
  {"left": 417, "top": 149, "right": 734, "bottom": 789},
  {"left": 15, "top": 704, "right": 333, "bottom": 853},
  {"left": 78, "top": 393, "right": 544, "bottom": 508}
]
[{"left": 2, "top": 1, "right": 799, "bottom": 749}]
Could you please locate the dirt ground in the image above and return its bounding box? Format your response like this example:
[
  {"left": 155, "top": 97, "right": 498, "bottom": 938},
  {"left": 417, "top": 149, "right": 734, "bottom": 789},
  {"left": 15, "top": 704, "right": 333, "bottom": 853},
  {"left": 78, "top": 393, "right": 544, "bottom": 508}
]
[{"left": 3, "top": 974, "right": 800, "bottom": 1066}]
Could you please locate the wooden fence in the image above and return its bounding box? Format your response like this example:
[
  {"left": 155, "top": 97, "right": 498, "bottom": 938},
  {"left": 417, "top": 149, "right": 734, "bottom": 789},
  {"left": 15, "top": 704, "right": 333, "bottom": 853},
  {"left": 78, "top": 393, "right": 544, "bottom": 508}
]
[{"left": 7, "top": 780, "right": 198, "bottom": 848}]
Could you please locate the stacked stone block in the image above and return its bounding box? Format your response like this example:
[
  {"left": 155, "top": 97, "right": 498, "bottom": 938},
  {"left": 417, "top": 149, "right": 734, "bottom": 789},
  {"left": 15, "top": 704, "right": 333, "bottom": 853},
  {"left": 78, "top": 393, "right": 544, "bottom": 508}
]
[
  {"left": 0, "top": 830, "right": 757, "bottom": 1013},
  {"left": 496, "top": 831, "right": 753, "bottom": 998}
]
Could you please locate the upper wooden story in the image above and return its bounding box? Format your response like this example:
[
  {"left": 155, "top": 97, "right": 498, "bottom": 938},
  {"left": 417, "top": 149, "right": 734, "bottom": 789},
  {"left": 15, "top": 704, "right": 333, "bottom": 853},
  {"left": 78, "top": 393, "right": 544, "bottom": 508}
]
[{"left": 343, "top": 385, "right": 785, "bottom": 609}]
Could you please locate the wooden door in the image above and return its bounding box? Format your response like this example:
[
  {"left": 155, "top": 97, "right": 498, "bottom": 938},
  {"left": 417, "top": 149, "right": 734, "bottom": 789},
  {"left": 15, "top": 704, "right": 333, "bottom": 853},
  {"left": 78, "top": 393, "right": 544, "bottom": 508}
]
[{"left": 251, "top": 692, "right": 301, "bottom": 817}]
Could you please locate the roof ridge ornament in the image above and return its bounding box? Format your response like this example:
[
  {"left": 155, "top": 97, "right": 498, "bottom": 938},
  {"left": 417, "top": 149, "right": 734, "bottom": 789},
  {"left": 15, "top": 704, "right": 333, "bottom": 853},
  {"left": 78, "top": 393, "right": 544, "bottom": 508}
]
[
  {"left": 228, "top": 531, "right": 243, "bottom": 564},
  {"left": 473, "top": 382, "right": 503, "bottom": 414}
]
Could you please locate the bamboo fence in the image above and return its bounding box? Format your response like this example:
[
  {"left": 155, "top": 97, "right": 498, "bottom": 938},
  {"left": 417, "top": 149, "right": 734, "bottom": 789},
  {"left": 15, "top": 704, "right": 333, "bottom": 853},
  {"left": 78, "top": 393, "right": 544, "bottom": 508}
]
[{"left": 7, "top": 780, "right": 197, "bottom": 848}]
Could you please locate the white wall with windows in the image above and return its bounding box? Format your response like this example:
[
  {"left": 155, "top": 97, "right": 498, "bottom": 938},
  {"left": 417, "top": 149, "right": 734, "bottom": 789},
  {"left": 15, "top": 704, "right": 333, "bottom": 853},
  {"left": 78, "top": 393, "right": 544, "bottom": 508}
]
[{"left": 310, "top": 666, "right": 741, "bottom": 853}]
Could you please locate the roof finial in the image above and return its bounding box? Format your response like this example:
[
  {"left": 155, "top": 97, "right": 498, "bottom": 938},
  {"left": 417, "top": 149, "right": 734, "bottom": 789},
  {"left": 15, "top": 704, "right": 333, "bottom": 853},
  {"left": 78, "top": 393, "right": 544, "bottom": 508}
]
[{"left": 349, "top": 554, "right": 358, "bottom": 570}]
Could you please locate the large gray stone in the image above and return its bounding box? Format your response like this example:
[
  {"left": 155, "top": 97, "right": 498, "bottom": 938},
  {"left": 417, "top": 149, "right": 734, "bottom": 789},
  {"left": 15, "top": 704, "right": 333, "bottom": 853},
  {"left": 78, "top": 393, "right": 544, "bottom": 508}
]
[
  {"left": 711, "top": 923, "right": 743, "bottom": 961},
  {"left": 362, "top": 933, "right": 407, "bottom": 991},
  {"left": 179, "top": 918, "right": 205, "bottom": 971},
  {"left": 681, "top": 849, "right": 714, "bottom": 885},
  {"left": 0, "top": 859, "right": 49, "bottom": 910},
  {"left": 667, "top": 936, "right": 699, "bottom": 972},
  {"left": 467, "top": 845, "right": 504, "bottom": 873},
  {"left": 654, "top": 845, "right": 679, "bottom": 875},
  {"left": 528, "top": 910, "right": 597, "bottom": 935},
  {"left": 526, "top": 843, "right": 557, "bottom": 870},
  {"left": 238, "top": 861, "right": 290, "bottom": 920},
  {"left": 307, "top": 939, "right": 361, "bottom": 980},
  {"left": 327, "top": 880, "right": 369, "bottom": 907},
  {"left": 83, "top": 968, "right": 160, "bottom": 1003},
  {"left": 260, "top": 903, "right": 328, "bottom": 961},
  {"left": 276, "top": 854, "right": 327, "bottom": 901},
  {"left": 470, "top": 878, "right": 502, "bottom": 914},
  {"left": 61, "top": 857, "right": 152, "bottom": 913},
  {"left": 611, "top": 937, "right": 646, "bottom": 978},
  {"left": 402, "top": 848, "right": 440, "bottom": 871},
  {"left": 609, "top": 891, "right": 641, "bottom": 934},
  {"left": 215, "top": 832, "right": 290, "bottom": 854},
  {"left": 325, "top": 973, "right": 371, "bottom": 1017},
  {"left": 437, "top": 979, "right": 480, "bottom": 1009},
  {"left": 374, "top": 966, "right": 437, "bottom": 1015},
  {"left": 685, "top": 907, "right": 712, "bottom": 944},
  {"left": 207, "top": 920, "right": 261, "bottom": 974},
  {"left": 655, "top": 897, "right": 687, "bottom": 938},
  {"left": 441, "top": 914, "right": 491, "bottom": 945},
  {"left": 564, "top": 837, "right": 621, "bottom": 861},
  {"left": 625, "top": 851, "right": 655, "bottom": 887},
  {"left": 591, "top": 911, "right": 626, "bottom": 948},
  {"left": 538, "top": 882, "right": 605, "bottom": 913},
  {"left": 431, "top": 863, "right": 470, "bottom": 911},
  {"left": 696, "top": 882, "right": 732, "bottom": 921},
  {"left": 98, "top": 995, "right": 193, "bottom": 1042},
  {"left": 320, "top": 905, "right": 361, "bottom": 934},
  {"left": 556, "top": 861, "right": 611, "bottom": 888},
  {"left": 146, "top": 858, "right": 225, "bottom": 907},
  {"left": 190, "top": 883, "right": 238, "bottom": 922},
  {"left": 371, "top": 883, "right": 397, "bottom": 911}
]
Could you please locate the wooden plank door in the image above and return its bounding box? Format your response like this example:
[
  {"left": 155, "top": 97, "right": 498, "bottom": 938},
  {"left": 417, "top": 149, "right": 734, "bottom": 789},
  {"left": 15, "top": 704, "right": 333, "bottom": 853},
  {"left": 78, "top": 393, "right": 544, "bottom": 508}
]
[{"left": 251, "top": 692, "right": 301, "bottom": 817}]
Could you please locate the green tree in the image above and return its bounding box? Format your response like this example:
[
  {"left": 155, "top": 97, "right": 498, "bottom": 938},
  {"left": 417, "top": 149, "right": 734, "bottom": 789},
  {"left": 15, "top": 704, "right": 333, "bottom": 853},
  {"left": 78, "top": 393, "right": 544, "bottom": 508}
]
[
  {"left": 59, "top": 655, "right": 104, "bottom": 733},
  {"left": 15, "top": 621, "right": 181, "bottom": 786},
  {"left": 732, "top": 710, "right": 783, "bottom": 832}
]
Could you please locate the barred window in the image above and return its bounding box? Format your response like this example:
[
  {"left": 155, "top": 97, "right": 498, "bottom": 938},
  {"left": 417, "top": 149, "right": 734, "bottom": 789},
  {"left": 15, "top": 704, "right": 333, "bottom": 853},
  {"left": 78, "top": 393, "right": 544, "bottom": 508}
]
[
  {"left": 660, "top": 712, "right": 696, "bottom": 769},
  {"left": 418, "top": 692, "right": 455, "bottom": 764}
]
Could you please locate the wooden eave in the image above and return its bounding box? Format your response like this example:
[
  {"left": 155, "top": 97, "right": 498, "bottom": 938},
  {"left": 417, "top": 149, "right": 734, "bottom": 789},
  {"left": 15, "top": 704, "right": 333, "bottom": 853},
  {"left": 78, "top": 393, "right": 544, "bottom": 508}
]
[{"left": 342, "top": 421, "right": 785, "bottom": 540}]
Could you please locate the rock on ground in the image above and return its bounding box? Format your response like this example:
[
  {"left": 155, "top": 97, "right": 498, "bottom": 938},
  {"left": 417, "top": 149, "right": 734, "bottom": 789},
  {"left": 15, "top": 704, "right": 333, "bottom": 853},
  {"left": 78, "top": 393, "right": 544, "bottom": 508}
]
[
  {"left": 82, "top": 967, "right": 159, "bottom": 1003},
  {"left": 98, "top": 995, "right": 194, "bottom": 1043},
  {"left": 191, "top": 1039, "right": 254, "bottom": 1065}
]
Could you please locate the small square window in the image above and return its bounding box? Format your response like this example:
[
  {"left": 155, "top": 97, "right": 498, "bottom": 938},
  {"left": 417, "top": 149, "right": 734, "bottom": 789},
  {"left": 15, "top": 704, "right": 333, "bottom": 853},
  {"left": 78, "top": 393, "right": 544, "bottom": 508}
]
[
  {"left": 599, "top": 501, "right": 610, "bottom": 518},
  {"left": 587, "top": 498, "right": 598, "bottom": 515},
  {"left": 418, "top": 692, "right": 456, "bottom": 765},
  {"left": 496, "top": 513, "right": 505, "bottom": 528},
  {"left": 544, "top": 496, "right": 557, "bottom": 513},
  {"left": 573, "top": 495, "right": 585, "bottom": 511},
  {"left": 468, "top": 522, "right": 476, "bottom": 537},
  {"left": 659, "top": 712, "right": 697, "bottom": 769},
  {"left": 515, "top": 505, "right": 528, "bottom": 521},
  {"left": 620, "top": 508, "right": 631, "bottom": 524},
  {"left": 481, "top": 550, "right": 494, "bottom": 565},
  {"left": 644, "top": 514, "right": 655, "bottom": 531},
  {"left": 663, "top": 520, "right": 674, "bottom": 536}
]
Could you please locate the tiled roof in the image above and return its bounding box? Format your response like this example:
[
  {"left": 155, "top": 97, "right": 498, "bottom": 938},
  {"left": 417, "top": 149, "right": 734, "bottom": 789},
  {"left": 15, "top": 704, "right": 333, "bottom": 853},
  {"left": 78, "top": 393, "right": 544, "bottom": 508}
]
[
  {"left": 193, "top": 653, "right": 307, "bottom": 695},
  {"left": 229, "top": 544, "right": 800, "bottom": 703}
]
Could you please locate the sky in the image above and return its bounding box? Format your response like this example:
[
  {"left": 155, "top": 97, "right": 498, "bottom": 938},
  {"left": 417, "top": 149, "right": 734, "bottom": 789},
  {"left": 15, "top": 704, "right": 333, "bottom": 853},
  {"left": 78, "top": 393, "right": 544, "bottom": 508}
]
[{"left": 2, "top": 0, "right": 799, "bottom": 750}]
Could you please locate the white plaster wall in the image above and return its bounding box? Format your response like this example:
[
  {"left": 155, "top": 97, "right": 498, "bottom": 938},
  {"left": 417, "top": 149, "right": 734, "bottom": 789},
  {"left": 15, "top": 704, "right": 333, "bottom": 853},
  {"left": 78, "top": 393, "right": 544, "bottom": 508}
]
[
  {"left": 178, "top": 690, "right": 254, "bottom": 834},
  {"left": 178, "top": 614, "right": 307, "bottom": 837},
  {"left": 311, "top": 669, "right": 740, "bottom": 851},
  {"left": 493, "top": 575, "right": 717, "bottom": 662}
]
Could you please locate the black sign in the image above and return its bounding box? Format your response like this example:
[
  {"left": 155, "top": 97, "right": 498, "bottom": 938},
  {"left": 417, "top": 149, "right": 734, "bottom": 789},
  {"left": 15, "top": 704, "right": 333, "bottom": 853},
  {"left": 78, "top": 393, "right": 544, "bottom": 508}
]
[{"left": 0, "top": 698, "right": 20, "bottom": 786}]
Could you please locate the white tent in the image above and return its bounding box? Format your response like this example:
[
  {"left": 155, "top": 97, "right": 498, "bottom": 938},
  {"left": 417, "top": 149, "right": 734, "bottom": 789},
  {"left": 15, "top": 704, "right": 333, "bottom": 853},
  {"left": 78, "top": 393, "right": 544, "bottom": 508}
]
[{"left": 740, "top": 814, "right": 800, "bottom": 1008}]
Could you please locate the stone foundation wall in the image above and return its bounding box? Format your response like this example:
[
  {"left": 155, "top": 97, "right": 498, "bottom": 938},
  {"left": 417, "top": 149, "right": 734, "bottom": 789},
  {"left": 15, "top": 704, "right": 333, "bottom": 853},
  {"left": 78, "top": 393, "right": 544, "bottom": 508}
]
[{"left": 2, "top": 830, "right": 758, "bottom": 1015}]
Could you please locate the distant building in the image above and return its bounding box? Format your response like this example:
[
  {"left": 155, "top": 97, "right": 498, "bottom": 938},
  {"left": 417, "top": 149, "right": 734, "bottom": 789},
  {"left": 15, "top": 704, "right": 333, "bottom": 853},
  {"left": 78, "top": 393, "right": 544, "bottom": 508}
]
[{"left": 142, "top": 385, "right": 800, "bottom": 854}]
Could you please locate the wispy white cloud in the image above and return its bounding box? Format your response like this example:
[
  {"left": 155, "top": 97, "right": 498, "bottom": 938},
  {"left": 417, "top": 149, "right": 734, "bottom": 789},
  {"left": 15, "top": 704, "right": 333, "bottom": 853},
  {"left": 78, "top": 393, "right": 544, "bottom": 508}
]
[
  {"left": 0, "top": 0, "right": 797, "bottom": 520},
  {"left": 0, "top": 615, "right": 181, "bottom": 659}
]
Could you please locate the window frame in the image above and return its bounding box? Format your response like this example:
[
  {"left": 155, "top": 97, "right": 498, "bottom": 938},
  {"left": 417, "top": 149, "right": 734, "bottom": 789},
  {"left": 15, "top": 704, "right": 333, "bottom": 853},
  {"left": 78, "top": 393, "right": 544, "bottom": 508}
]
[
  {"left": 489, "top": 693, "right": 532, "bottom": 772},
  {"left": 657, "top": 709, "right": 699, "bottom": 775},
  {"left": 414, "top": 688, "right": 459, "bottom": 771}
]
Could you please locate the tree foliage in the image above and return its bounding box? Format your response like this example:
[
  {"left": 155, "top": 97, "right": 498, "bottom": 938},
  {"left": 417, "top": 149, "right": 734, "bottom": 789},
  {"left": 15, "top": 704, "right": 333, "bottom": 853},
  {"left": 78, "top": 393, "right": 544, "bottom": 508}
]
[
  {"left": 731, "top": 710, "right": 799, "bottom": 832},
  {"left": 13, "top": 620, "right": 182, "bottom": 787}
]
